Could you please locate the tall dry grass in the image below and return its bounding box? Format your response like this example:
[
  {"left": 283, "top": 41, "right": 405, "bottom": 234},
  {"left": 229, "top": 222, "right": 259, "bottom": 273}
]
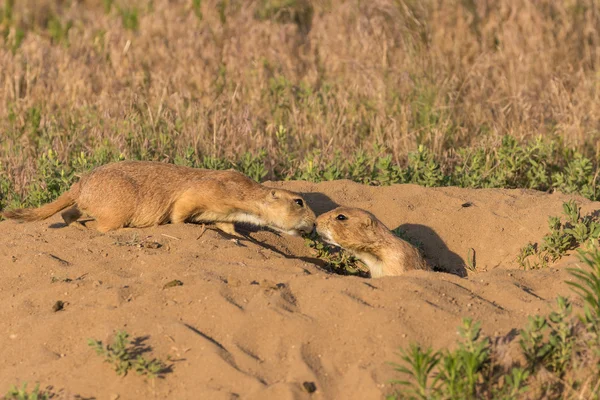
[{"left": 0, "top": 0, "right": 599, "bottom": 191}]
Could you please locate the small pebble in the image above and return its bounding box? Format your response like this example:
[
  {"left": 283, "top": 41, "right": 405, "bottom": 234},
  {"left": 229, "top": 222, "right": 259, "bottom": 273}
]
[
  {"left": 163, "top": 280, "right": 184, "bottom": 289},
  {"left": 302, "top": 382, "right": 317, "bottom": 393},
  {"left": 52, "top": 300, "right": 65, "bottom": 312}
]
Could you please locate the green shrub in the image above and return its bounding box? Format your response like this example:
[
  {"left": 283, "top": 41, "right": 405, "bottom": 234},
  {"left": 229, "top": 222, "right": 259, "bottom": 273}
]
[
  {"left": 388, "top": 248, "right": 600, "bottom": 400},
  {"left": 88, "top": 330, "right": 168, "bottom": 379},
  {"left": 517, "top": 200, "right": 600, "bottom": 269},
  {"left": 3, "top": 135, "right": 600, "bottom": 210},
  {"left": 4, "top": 382, "right": 49, "bottom": 400}
]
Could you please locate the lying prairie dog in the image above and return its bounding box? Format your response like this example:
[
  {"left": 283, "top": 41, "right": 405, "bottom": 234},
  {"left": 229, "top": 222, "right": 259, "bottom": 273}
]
[
  {"left": 315, "top": 207, "right": 430, "bottom": 278},
  {"left": 3, "top": 161, "right": 316, "bottom": 236}
]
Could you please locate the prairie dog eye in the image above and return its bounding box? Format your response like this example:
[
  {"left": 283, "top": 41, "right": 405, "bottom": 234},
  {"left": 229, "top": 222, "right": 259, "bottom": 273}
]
[
  {"left": 336, "top": 214, "right": 347, "bottom": 221},
  {"left": 294, "top": 199, "right": 304, "bottom": 207}
]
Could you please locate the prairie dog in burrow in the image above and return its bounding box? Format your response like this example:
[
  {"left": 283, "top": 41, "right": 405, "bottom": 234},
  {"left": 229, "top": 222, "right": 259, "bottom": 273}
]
[
  {"left": 3, "top": 161, "right": 316, "bottom": 236},
  {"left": 315, "top": 206, "right": 430, "bottom": 278}
]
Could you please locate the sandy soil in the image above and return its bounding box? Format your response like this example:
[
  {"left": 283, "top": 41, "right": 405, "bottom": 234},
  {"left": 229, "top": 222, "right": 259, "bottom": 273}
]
[{"left": 0, "top": 180, "right": 598, "bottom": 400}]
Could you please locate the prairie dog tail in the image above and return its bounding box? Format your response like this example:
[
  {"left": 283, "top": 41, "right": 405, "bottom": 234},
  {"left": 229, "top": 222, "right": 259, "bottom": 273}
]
[{"left": 2, "top": 182, "right": 80, "bottom": 222}]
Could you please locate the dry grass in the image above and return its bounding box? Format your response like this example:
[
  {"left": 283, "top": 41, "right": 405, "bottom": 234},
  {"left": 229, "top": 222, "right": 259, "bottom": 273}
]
[{"left": 1, "top": 0, "right": 599, "bottom": 192}]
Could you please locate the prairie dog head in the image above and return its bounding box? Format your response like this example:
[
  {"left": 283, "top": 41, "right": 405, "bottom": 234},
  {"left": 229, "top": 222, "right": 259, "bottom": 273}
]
[
  {"left": 316, "top": 206, "right": 429, "bottom": 277},
  {"left": 261, "top": 189, "right": 316, "bottom": 236},
  {"left": 315, "top": 207, "right": 390, "bottom": 252}
]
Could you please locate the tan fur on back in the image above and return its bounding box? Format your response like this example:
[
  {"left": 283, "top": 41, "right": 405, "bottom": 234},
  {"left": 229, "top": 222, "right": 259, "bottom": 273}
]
[
  {"left": 316, "top": 207, "right": 430, "bottom": 278},
  {"left": 2, "top": 161, "right": 316, "bottom": 235}
]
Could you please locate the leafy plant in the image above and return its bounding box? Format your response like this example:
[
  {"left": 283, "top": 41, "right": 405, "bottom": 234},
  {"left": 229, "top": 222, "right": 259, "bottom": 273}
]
[
  {"left": 388, "top": 318, "right": 495, "bottom": 400},
  {"left": 4, "top": 382, "right": 48, "bottom": 400},
  {"left": 389, "top": 343, "right": 441, "bottom": 400},
  {"left": 88, "top": 330, "right": 168, "bottom": 379},
  {"left": 3, "top": 135, "right": 600, "bottom": 211},
  {"left": 517, "top": 200, "right": 600, "bottom": 269},
  {"left": 389, "top": 248, "right": 600, "bottom": 399},
  {"left": 566, "top": 248, "right": 600, "bottom": 330},
  {"left": 235, "top": 151, "right": 268, "bottom": 182},
  {"left": 302, "top": 231, "right": 367, "bottom": 277}
]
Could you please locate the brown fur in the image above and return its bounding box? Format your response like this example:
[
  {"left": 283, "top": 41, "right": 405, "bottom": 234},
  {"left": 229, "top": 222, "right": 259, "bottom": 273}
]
[
  {"left": 2, "top": 161, "right": 316, "bottom": 235},
  {"left": 315, "top": 207, "right": 430, "bottom": 278}
]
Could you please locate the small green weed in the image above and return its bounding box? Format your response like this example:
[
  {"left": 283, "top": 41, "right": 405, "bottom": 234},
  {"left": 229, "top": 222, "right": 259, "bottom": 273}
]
[
  {"left": 389, "top": 343, "right": 441, "bottom": 400},
  {"left": 302, "top": 231, "right": 367, "bottom": 277},
  {"left": 517, "top": 200, "right": 600, "bottom": 269},
  {"left": 389, "top": 318, "right": 496, "bottom": 399},
  {"left": 4, "top": 382, "right": 49, "bottom": 400},
  {"left": 566, "top": 248, "right": 600, "bottom": 331},
  {"left": 88, "top": 330, "right": 168, "bottom": 379}
]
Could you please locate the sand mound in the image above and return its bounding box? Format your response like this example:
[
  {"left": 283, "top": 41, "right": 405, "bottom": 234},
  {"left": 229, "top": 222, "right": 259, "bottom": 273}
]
[{"left": 1, "top": 181, "right": 598, "bottom": 399}]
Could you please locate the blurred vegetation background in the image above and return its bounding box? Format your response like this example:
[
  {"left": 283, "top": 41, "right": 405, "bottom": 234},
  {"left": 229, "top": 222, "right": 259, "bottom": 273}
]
[{"left": 0, "top": 0, "right": 599, "bottom": 208}]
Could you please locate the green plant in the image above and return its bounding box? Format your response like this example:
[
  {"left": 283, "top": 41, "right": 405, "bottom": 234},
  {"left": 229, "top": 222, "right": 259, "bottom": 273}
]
[
  {"left": 567, "top": 248, "right": 600, "bottom": 330},
  {"left": 235, "top": 151, "right": 268, "bottom": 182},
  {"left": 46, "top": 15, "right": 72, "bottom": 46},
  {"left": 302, "top": 231, "right": 367, "bottom": 277},
  {"left": 192, "top": 0, "right": 203, "bottom": 20},
  {"left": 4, "top": 382, "right": 48, "bottom": 400},
  {"left": 119, "top": 7, "right": 139, "bottom": 31},
  {"left": 3, "top": 135, "right": 600, "bottom": 211},
  {"left": 490, "top": 368, "right": 530, "bottom": 399},
  {"left": 389, "top": 343, "right": 441, "bottom": 400},
  {"left": 406, "top": 145, "right": 446, "bottom": 187},
  {"left": 437, "top": 318, "right": 491, "bottom": 399},
  {"left": 517, "top": 200, "right": 600, "bottom": 269},
  {"left": 388, "top": 318, "right": 495, "bottom": 400},
  {"left": 88, "top": 330, "right": 168, "bottom": 379},
  {"left": 553, "top": 153, "right": 599, "bottom": 201},
  {"left": 389, "top": 248, "right": 600, "bottom": 399},
  {"left": 22, "top": 150, "right": 73, "bottom": 208},
  {"left": 547, "top": 296, "right": 575, "bottom": 375}
]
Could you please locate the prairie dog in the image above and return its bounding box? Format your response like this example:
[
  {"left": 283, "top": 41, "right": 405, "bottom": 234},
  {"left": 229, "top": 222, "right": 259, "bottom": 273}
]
[
  {"left": 315, "top": 207, "right": 430, "bottom": 278},
  {"left": 2, "top": 161, "right": 316, "bottom": 235}
]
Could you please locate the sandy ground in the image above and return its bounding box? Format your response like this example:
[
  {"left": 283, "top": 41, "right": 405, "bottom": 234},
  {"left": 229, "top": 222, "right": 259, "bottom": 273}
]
[{"left": 0, "top": 180, "right": 598, "bottom": 400}]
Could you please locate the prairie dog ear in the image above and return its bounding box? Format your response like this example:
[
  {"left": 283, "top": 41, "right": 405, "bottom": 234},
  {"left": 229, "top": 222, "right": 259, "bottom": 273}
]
[
  {"left": 361, "top": 215, "right": 376, "bottom": 228},
  {"left": 270, "top": 190, "right": 279, "bottom": 199}
]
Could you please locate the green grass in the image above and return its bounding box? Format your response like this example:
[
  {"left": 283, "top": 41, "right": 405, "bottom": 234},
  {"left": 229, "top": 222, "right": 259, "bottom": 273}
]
[
  {"left": 1, "top": 135, "right": 599, "bottom": 216},
  {"left": 387, "top": 247, "right": 600, "bottom": 400}
]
